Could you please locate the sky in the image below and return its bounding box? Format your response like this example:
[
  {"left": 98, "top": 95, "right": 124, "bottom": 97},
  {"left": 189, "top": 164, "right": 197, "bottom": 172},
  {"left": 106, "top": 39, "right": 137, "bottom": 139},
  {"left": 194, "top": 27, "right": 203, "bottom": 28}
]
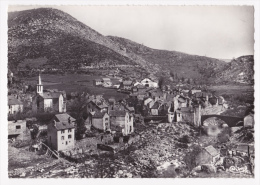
[{"left": 8, "top": 5, "right": 254, "bottom": 59}]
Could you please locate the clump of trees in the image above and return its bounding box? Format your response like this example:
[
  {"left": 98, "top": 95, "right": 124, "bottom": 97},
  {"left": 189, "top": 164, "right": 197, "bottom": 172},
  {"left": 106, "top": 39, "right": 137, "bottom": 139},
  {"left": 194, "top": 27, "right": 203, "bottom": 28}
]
[
  {"left": 183, "top": 145, "right": 202, "bottom": 176},
  {"left": 67, "top": 95, "right": 88, "bottom": 139}
]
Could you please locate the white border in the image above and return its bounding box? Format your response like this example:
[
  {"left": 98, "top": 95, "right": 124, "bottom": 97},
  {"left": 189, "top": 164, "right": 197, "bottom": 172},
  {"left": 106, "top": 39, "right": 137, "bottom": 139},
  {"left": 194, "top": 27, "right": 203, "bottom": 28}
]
[{"left": 0, "top": 1, "right": 259, "bottom": 185}]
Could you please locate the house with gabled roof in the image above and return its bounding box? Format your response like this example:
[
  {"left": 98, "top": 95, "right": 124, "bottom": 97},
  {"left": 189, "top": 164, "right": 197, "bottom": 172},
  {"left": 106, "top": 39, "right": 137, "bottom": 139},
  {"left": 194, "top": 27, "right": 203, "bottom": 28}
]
[
  {"left": 8, "top": 95, "right": 23, "bottom": 115},
  {"left": 51, "top": 113, "right": 76, "bottom": 127},
  {"left": 196, "top": 145, "right": 220, "bottom": 165},
  {"left": 87, "top": 97, "right": 109, "bottom": 114},
  {"left": 90, "top": 112, "right": 110, "bottom": 131},
  {"left": 109, "top": 110, "right": 134, "bottom": 136},
  {"left": 140, "top": 78, "right": 158, "bottom": 88},
  {"left": 47, "top": 114, "right": 75, "bottom": 151}
]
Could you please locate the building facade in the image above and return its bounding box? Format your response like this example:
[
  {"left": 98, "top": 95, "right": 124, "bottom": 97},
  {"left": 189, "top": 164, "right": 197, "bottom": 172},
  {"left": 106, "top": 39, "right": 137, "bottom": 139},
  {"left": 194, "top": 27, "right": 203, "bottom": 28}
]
[{"left": 47, "top": 118, "right": 75, "bottom": 151}]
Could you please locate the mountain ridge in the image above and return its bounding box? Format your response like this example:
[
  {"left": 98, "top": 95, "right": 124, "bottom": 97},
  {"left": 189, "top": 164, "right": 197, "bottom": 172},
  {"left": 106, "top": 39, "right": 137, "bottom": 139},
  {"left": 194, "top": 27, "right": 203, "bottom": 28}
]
[{"left": 8, "top": 8, "right": 254, "bottom": 84}]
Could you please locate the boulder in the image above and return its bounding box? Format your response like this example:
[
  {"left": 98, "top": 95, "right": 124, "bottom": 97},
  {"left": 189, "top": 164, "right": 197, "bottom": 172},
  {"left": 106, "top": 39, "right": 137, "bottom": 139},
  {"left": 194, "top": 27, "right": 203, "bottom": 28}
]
[{"left": 201, "top": 164, "right": 216, "bottom": 173}]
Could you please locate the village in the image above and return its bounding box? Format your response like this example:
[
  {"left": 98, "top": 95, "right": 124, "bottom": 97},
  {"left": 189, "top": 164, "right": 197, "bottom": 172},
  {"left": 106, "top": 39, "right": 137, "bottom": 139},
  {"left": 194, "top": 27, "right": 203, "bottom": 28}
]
[{"left": 7, "top": 69, "right": 255, "bottom": 178}]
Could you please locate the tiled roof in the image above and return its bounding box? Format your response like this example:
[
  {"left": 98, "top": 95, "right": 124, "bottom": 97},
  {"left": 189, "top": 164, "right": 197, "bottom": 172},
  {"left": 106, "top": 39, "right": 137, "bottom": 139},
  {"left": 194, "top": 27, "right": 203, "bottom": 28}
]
[
  {"left": 91, "top": 99, "right": 108, "bottom": 109},
  {"left": 54, "top": 113, "right": 75, "bottom": 123},
  {"left": 109, "top": 110, "right": 127, "bottom": 117},
  {"left": 8, "top": 95, "right": 23, "bottom": 105},
  {"left": 40, "top": 92, "right": 62, "bottom": 99},
  {"left": 54, "top": 121, "right": 74, "bottom": 130},
  {"left": 92, "top": 111, "right": 107, "bottom": 118},
  {"left": 204, "top": 145, "right": 219, "bottom": 157}
]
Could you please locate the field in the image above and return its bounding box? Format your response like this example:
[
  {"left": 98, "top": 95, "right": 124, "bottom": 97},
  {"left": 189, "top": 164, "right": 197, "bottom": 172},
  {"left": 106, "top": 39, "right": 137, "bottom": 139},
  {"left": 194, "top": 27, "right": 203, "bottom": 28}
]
[
  {"left": 208, "top": 84, "right": 254, "bottom": 97},
  {"left": 21, "top": 73, "right": 128, "bottom": 101}
]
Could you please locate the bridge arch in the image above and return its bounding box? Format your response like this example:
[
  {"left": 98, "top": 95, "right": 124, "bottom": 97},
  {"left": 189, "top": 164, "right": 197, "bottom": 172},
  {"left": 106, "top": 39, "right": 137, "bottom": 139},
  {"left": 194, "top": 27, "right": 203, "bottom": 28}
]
[{"left": 201, "top": 115, "right": 243, "bottom": 127}]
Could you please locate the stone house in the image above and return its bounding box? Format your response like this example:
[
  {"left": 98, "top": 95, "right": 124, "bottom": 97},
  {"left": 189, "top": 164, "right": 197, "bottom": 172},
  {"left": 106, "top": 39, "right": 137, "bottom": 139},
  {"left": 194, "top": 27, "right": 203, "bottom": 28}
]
[
  {"left": 8, "top": 120, "right": 29, "bottom": 140},
  {"left": 8, "top": 95, "right": 23, "bottom": 115},
  {"left": 175, "top": 105, "right": 201, "bottom": 127},
  {"left": 90, "top": 112, "right": 110, "bottom": 131},
  {"left": 47, "top": 117, "right": 75, "bottom": 151},
  {"left": 196, "top": 145, "right": 220, "bottom": 165},
  {"left": 109, "top": 110, "right": 134, "bottom": 136}
]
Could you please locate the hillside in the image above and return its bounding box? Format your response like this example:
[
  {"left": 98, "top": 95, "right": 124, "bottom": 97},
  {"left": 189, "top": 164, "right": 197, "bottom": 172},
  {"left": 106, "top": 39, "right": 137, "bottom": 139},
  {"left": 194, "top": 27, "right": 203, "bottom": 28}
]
[
  {"left": 8, "top": 8, "right": 253, "bottom": 85},
  {"left": 8, "top": 8, "right": 140, "bottom": 71},
  {"left": 214, "top": 55, "right": 254, "bottom": 84},
  {"left": 108, "top": 36, "right": 227, "bottom": 82}
]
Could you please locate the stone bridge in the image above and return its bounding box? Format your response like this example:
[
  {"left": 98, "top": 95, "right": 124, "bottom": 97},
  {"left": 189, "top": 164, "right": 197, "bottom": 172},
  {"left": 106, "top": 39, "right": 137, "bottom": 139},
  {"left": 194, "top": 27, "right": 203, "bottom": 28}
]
[{"left": 201, "top": 115, "right": 244, "bottom": 127}]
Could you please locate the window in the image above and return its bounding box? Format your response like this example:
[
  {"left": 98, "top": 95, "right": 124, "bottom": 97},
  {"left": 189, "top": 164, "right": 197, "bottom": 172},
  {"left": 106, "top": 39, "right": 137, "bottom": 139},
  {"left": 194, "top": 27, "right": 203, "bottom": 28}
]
[
  {"left": 61, "top": 136, "right": 64, "bottom": 140},
  {"left": 66, "top": 141, "right": 68, "bottom": 145},
  {"left": 16, "top": 125, "right": 21, "bottom": 129},
  {"left": 61, "top": 130, "right": 65, "bottom": 134},
  {"left": 68, "top": 129, "right": 72, "bottom": 133},
  {"left": 105, "top": 118, "right": 108, "bottom": 121},
  {"left": 68, "top": 135, "right": 72, "bottom": 139}
]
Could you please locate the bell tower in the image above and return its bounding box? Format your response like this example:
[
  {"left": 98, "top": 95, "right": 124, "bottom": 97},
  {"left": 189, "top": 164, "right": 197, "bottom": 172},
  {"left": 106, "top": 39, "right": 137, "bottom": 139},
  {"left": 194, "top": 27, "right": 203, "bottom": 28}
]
[{"left": 37, "top": 73, "right": 43, "bottom": 95}]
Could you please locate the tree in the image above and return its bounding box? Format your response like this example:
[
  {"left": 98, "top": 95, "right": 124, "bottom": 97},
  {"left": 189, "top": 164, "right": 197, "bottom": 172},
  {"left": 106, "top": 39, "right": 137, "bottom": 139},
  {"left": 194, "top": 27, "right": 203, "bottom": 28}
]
[
  {"left": 183, "top": 145, "right": 202, "bottom": 176},
  {"left": 158, "top": 77, "right": 165, "bottom": 89},
  {"left": 67, "top": 95, "right": 88, "bottom": 139}
]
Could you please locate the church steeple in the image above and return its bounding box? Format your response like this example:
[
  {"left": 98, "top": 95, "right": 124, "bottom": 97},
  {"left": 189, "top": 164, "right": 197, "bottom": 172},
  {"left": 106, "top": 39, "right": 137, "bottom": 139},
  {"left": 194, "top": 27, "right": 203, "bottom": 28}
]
[{"left": 37, "top": 73, "right": 43, "bottom": 94}]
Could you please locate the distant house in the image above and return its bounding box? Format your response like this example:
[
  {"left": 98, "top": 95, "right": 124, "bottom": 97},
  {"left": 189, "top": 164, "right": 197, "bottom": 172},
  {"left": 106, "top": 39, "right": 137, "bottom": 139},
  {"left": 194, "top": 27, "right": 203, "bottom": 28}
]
[
  {"left": 120, "top": 81, "right": 133, "bottom": 90},
  {"left": 87, "top": 98, "right": 109, "bottom": 114},
  {"left": 244, "top": 113, "right": 254, "bottom": 128},
  {"left": 32, "top": 74, "right": 66, "bottom": 113},
  {"left": 149, "top": 90, "right": 164, "bottom": 101},
  {"left": 90, "top": 112, "right": 110, "bottom": 131},
  {"left": 47, "top": 116, "right": 75, "bottom": 151},
  {"left": 109, "top": 110, "right": 134, "bottom": 136},
  {"left": 8, "top": 95, "right": 23, "bottom": 115},
  {"left": 102, "top": 78, "right": 112, "bottom": 87},
  {"left": 196, "top": 145, "right": 220, "bottom": 165},
  {"left": 93, "top": 79, "right": 103, "bottom": 86},
  {"left": 8, "top": 120, "right": 28, "bottom": 140},
  {"left": 140, "top": 78, "right": 158, "bottom": 88}
]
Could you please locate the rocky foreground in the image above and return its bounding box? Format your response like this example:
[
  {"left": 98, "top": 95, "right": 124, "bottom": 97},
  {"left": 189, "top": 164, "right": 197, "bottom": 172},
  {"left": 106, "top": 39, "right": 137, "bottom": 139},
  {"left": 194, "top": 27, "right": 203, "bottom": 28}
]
[{"left": 9, "top": 122, "right": 253, "bottom": 178}]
